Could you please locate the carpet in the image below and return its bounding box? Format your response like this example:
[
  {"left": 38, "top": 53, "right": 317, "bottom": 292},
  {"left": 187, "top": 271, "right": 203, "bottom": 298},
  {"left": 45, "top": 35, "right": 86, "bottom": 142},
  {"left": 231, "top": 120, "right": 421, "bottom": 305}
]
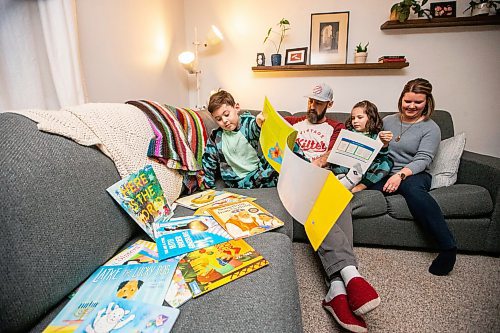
[{"left": 293, "top": 243, "right": 500, "bottom": 333}]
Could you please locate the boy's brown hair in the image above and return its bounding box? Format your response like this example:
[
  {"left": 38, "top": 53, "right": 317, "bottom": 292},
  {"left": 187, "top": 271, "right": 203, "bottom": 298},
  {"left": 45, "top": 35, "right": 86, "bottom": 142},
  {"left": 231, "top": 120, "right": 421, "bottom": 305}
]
[
  {"left": 207, "top": 90, "right": 236, "bottom": 114},
  {"left": 345, "top": 100, "right": 383, "bottom": 134}
]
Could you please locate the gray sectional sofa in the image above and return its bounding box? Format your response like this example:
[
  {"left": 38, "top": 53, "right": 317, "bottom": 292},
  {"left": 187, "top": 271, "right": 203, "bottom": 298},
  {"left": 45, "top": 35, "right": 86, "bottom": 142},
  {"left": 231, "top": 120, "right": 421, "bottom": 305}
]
[{"left": 0, "top": 107, "right": 498, "bottom": 333}]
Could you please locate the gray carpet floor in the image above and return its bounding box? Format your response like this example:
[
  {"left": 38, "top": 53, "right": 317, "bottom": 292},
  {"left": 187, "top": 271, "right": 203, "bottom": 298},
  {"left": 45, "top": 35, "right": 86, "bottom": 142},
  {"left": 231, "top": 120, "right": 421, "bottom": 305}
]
[{"left": 293, "top": 243, "right": 500, "bottom": 333}]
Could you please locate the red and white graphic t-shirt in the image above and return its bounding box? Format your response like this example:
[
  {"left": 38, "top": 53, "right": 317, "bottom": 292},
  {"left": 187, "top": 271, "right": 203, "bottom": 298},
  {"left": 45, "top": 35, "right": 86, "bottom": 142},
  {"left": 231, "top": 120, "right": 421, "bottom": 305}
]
[{"left": 286, "top": 116, "right": 344, "bottom": 162}]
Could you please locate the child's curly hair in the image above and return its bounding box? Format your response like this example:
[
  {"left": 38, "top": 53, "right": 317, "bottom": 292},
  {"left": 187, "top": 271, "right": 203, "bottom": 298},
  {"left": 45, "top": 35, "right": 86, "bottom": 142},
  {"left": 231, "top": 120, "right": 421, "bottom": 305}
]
[{"left": 345, "top": 100, "right": 383, "bottom": 134}]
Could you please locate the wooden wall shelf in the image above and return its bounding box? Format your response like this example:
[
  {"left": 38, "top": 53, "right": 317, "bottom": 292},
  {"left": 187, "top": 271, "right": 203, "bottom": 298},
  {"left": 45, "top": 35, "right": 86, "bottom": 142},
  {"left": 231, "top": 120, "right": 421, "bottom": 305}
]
[
  {"left": 381, "top": 15, "right": 500, "bottom": 30},
  {"left": 251, "top": 62, "right": 409, "bottom": 72}
]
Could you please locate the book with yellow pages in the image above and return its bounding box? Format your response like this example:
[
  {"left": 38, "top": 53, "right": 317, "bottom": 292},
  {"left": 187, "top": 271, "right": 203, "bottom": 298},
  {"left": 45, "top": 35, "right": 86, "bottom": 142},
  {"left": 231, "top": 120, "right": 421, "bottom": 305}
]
[
  {"left": 174, "top": 189, "right": 245, "bottom": 210},
  {"left": 207, "top": 200, "right": 284, "bottom": 239},
  {"left": 193, "top": 195, "right": 255, "bottom": 216},
  {"left": 178, "top": 238, "right": 268, "bottom": 297}
]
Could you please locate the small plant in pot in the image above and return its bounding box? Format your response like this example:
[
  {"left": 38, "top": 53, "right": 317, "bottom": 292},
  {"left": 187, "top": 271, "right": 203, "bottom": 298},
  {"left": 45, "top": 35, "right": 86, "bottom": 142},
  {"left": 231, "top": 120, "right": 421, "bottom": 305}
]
[
  {"left": 354, "top": 42, "right": 369, "bottom": 64},
  {"left": 463, "top": 0, "right": 500, "bottom": 16},
  {"left": 263, "top": 18, "right": 290, "bottom": 66},
  {"left": 390, "top": 0, "right": 432, "bottom": 22}
]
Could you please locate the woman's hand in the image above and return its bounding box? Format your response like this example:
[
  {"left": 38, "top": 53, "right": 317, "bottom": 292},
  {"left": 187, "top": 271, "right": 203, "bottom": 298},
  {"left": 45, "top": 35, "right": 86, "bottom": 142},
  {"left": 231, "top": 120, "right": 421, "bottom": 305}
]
[
  {"left": 383, "top": 174, "right": 402, "bottom": 193},
  {"left": 378, "top": 131, "right": 393, "bottom": 147}
]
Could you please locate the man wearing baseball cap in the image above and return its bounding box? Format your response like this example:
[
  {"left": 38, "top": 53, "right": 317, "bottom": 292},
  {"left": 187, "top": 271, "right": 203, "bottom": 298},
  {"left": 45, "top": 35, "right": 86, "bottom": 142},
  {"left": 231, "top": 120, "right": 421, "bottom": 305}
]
[{"left": 284, "top": 83, "right": 344, "bottom": 168}]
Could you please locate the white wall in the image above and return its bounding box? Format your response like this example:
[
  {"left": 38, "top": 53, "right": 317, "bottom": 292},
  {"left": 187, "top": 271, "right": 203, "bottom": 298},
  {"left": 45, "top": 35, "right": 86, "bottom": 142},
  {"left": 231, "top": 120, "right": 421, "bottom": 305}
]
[
  {"left": 76, "top": 0, "right": 188, "bottom": 106},
  {"left": 184, "top": 0, "right": 500, "bottom": 157}
]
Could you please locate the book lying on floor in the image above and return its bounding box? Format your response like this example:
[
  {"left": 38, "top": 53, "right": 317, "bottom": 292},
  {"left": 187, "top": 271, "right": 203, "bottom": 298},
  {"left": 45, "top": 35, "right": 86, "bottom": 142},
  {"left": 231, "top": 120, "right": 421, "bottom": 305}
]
[
  {"left": 155, "top": 215, "right": 233, "bottom": 260},
  {"left": 74, "top": 296, "right": 179, "bottom": 333},
  {"left": 207, "top": 199, "right": 284, "bottom": 239},
  {"left": 178, "top": 238, "right": 268, "bottom": 297},
  {"left": 107, "top": 165, "right": 173, "bottom": 239},
  {"left": 43, "top": 260, "right": 178, "bottom": 333},
  {"left": 174, "top": 189, "right": 247, "bottom": 210}
]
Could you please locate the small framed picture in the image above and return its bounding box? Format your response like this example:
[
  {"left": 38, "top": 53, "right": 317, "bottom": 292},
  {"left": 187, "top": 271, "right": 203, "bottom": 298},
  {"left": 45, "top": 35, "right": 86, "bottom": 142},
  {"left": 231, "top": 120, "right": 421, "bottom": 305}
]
[
  {"left": 285, "top": 47, "right": 308, "bottom": 65},
  {"left": 430, "top": 1, "right": 456, "bottom": 18},
  {"left": 256, "top": 53, "right": 265, "bottom": 66},
  {"left": 309, "top": 11, "right": 349, "bottom": 65}
]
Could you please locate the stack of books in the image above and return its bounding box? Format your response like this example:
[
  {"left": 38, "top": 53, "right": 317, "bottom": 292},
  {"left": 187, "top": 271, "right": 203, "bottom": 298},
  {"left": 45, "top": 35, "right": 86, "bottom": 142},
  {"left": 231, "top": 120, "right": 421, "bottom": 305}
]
[{"left": 378, "top": 55, "right": 406, "bottom": 63}]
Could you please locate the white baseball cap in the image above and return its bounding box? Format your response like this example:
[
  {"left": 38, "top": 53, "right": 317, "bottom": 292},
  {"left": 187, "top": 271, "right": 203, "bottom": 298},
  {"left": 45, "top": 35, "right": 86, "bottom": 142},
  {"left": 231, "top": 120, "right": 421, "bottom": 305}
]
[{"left": 305, "top": 83, "right": 334, "bottom": 102}]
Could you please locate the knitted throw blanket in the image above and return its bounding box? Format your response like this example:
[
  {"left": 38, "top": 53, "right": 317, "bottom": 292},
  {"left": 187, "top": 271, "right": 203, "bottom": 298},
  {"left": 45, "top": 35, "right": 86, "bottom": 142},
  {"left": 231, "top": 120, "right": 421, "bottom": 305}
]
[
  {"left": 7, "top": 103, "right": 184, "bottom": 204},
  {"left": 126, "top": 100, "right": 208, "bottom": 193}
]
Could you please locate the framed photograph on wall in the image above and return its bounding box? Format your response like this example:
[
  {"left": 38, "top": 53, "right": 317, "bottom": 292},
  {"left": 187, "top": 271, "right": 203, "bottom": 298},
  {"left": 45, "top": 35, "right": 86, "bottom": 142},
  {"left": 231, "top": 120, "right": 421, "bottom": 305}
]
[
  {"left": 309, "top": 11, "right": 349, "bottom": 65},
  {"left": 285, "top": 47, "right": 308, "bottom": 65},
  {"left": 430, "top": 1, "right": 456, "bottom": 18}
]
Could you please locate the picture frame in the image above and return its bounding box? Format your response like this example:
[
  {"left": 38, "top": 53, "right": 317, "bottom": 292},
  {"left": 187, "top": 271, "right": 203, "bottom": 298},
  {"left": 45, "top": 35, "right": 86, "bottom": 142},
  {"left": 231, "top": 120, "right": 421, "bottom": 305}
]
[
  {"left": 285, "top": 47, "right": 308, "bottom": 65},
  {"left": 430, "top": 1, "right": 456, "bottom": 18},
  {"left": 309, "top": 11, "right": 349, "bottom": 65},
  {"left": 256, "top": 52, "right": 265, "bottom": 66}
]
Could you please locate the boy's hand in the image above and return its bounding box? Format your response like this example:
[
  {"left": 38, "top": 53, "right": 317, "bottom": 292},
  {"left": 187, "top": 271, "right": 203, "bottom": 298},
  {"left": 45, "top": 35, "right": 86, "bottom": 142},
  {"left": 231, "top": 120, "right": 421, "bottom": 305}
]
[
  {"left": 256, "top": 112, "right": 266, "bottom": 128},
  {"left": 378, "top": 131, "right": 393, "bottom": 147}
]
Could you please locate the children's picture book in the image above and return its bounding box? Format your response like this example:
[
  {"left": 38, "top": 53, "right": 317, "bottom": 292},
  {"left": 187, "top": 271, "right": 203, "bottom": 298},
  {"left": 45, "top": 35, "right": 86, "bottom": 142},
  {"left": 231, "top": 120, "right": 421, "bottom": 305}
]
[
  {"left": 155, "top": 215, "right": 233, "bottom": 260},
  {"left": 178, "top": 238, "right": 268, "bottom": 297},
  {"left": 74, "top": 296, "right": 179, "bottom": 333},
  {"left": 105, "top": 239, "right": 158, "bottom": 266},
  {"left": 107, "top": 165, "right": 173, "bottom": 239},
  {"left": 43, "top": 261, "right": 178, "bottom": 333},
  {"left": 193, "top": 195, "right": 255, "bottom": 216},
  {"left": 164, "top": 266, "right": 192, "bottom": 308},
  {"left": 174, "top": 189, "right": 244, "bottom": 210},
  {"left": 207, "top": 200, "right": 284, "bottom": 239},
  {"left": 327, "top": 129, "right": 383, "bottom": 174}
]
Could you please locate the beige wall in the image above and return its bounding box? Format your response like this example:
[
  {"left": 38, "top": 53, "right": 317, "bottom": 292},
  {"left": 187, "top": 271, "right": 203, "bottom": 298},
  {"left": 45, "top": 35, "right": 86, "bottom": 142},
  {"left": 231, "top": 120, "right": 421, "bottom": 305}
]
[
  {"left": 76, "top": 0, "right": 500, "bottom": 157},
  {"left": 76, "top": 0, "right": 188, "bottom": 106}
]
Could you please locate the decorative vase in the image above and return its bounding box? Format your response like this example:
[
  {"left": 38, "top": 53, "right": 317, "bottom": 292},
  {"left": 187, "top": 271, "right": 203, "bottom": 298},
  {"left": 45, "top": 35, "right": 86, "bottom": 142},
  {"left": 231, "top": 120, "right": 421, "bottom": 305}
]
[
  {"left": 271, "top": 54, "right": 282, "bottom": 66},
  {"left": 471, "top": 3, "right": 490, "bottom": 16},
  {"left": 354, "top": 52, "right": 367, "bottom": 64}
]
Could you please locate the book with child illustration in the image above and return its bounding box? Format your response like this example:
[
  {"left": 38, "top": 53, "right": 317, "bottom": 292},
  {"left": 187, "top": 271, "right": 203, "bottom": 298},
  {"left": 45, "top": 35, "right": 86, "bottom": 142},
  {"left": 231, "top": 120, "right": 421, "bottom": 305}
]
[
  {"left": 43, "top": 260, "right": 178, "bottom": 333},
  {"left": 73, "top": 296, "right": 179, "bottom": 333},
  {"left": 107, "top": 165, "right": 173, "bottom": 239},
  {"left": 155, "top": 215, "right": 233, "bottom": 260},
  {"left": 177, "top": 238, "right": 268, "bottom": 297},
  {"left": 326, "top": 129, "right": 383, "bottom": 174},
  {"left": 174, "top": 189, "right": 246, "bottom": 210},
  {"left": 206, "top": 199, "right": 284, "bottom": 239}
]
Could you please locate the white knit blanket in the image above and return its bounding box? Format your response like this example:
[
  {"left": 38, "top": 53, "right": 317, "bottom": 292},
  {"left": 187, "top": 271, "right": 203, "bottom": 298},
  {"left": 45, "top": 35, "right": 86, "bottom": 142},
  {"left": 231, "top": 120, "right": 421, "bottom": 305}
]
[{"left": 7, "top": 103, "right": 183, "bottom": 204}]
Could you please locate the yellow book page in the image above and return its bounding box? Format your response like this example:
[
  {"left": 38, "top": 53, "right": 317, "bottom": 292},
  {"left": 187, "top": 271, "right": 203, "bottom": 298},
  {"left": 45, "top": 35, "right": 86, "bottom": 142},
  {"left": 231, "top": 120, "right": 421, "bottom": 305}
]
[
  {"left": 260, "top": 97, "right": 297, "bottom": 173},
  {"left": 305, "top": 172, "right": 353, "bottom": 251}
]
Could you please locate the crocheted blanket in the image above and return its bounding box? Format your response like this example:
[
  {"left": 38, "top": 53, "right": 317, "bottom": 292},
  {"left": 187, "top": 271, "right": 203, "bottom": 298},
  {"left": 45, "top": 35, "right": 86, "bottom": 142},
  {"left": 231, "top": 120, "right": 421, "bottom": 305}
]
[
  {"left": 7, "top": 103, "right": 184, "bottom": 204},
  {"left": 126, "top": 100, "right": 207, "bottom": 193}
]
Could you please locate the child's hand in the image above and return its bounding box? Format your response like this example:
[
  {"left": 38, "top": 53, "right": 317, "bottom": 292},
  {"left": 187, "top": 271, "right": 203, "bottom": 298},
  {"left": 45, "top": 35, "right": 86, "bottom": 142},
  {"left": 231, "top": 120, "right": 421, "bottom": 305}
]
[
  {"left": 378, "top": 131, "right": 393, "bottom": 147},
  {"left": 256, "top": 112, "right": 266, "bottom": 128}
]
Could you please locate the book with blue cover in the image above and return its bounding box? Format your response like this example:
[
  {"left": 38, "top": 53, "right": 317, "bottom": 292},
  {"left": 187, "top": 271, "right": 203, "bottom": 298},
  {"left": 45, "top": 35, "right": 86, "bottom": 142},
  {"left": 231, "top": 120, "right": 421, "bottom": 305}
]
[
  {"left": 74, "top": 296, "right": 179, "bottom": 333},
  {"left": 106, "top": 165, "right": 173, "bottom": 239},
  {"left": 43, "top": 260, "right": 178, "bottom": 332},
  {"left": 155, "top": 215, "right": 233, "bottom": 261}
]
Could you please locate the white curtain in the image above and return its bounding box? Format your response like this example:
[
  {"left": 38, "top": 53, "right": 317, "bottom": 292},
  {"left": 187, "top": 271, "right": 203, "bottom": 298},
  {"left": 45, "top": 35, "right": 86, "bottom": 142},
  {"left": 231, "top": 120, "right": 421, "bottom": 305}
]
[{"left": 0, "top": 0, "right": 86, "bottom": 112}]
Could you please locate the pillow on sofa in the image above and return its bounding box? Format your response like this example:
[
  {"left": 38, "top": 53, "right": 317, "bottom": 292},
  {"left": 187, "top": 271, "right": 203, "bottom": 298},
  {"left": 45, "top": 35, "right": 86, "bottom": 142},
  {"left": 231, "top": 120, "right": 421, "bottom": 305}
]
[{"left": 428, "top": 132, "right": 466, "bottom": 190}]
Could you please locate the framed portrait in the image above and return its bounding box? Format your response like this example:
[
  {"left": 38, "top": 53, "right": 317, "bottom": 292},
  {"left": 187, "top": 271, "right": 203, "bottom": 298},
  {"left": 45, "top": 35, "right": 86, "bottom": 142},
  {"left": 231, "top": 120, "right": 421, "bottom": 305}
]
[
  {"left": 285, "top": 47, "right": 308, "bottom": 65},
  {"left": 309, "top": 11, "right": 349, "bottom": 65},
  {"left": 430, "top": 1, "right": 456, "bottom": 18}
]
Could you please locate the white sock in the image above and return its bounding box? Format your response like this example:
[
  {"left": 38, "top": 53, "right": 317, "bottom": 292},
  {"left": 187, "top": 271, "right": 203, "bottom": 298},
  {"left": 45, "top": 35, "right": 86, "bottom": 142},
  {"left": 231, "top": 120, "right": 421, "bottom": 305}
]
[
  {"left": 338, "top": 163, "right": 363, "bottom": 190},
  {"left": 340, "top": 265, "right": 362, "bottom": 285},
  {"left": 325, "top": 280, "right": 346, "bottom": 302}
]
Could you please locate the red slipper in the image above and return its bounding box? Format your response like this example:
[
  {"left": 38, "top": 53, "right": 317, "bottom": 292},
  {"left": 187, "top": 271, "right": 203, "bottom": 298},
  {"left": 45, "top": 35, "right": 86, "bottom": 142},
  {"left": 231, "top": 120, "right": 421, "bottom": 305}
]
[
  {"left": 322, "top": 294, "right": 368, "bottom": 333},
  {"left": 345, "top": 277, "right": 381, "bottom": 315}
]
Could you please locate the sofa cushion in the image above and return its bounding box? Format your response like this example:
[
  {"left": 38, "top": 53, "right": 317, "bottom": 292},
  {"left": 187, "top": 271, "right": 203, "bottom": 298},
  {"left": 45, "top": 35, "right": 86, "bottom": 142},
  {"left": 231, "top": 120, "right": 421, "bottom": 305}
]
[
  {"left": 428, "top": 132, "right": 466, "bottom": 189},
  {"left": 386, "top": 184, "right": 493, "bottom": 220},
  {"left": 351, "top": 190, "right": 388, "bottom": 217}
]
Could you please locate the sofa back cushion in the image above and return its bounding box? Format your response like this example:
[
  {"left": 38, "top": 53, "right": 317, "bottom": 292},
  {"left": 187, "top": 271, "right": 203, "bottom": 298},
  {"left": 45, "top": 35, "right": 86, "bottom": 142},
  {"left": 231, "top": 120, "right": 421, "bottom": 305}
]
[{"left": 0, "top": 113, "right": 141, "bottom": 332}]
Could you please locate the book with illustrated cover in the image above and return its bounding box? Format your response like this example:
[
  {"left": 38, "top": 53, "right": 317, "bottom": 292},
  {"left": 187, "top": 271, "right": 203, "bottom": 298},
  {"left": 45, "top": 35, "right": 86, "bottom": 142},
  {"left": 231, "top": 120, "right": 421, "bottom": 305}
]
[
  {"left": 155, "top": 215, "right": 233, "bottom": 260},
  {"left": 74, "top": 296, "right": 179, "bottom": 333},
  {"left": 107, "top": 165, "right": 173, "bottom": 239},
  {"left": 193, "top": 195, "right": 255, "bottom": 216},
  {"left": 174, "top": 189, "right": 245, "bottom": 210},
  {"left": 43, "top": 261, "right": 178, "bottom": 332},
  {"left": 105, "top": 240, "right": 158, "bottom": 266},
  {"left": 178, "top": 238, "right": 268, "bottom": 297},
  {"left": 164, "top": 266, "right": 192, "bottom": 308},
  {"left": 207, "top": 200, "right": 284, "bottom": 239}
]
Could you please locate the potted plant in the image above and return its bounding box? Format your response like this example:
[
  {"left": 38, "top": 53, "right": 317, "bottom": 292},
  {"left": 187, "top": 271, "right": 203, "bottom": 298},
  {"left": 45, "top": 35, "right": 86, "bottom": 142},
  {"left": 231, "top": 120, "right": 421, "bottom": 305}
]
[
  {"left": 390, "top": 0, "right": 432, "bottom": 22},
  {"left": 463, "top": 0, "right": 500, "bottom": 16},
  {"left": 263, "top": 18, "right": 290, "bottom": 66},
  {"left": 354, "top": 42, "right": 369, "bottom": 64}
]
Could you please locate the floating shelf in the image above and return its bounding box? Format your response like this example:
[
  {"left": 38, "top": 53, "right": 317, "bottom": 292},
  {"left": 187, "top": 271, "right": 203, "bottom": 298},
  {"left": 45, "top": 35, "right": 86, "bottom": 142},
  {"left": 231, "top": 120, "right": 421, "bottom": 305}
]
[
  {"left": 381, "top": 15, "right": 500, "bottom": 30},
  {"left": 251, "top": 62, "right": 409, "bottom": 72}
]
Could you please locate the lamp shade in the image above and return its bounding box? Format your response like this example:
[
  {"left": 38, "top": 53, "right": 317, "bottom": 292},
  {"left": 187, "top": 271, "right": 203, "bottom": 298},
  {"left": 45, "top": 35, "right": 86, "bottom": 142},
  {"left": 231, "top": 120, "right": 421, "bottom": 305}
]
[
  {"left": 205, "top": 25, "right": 223, "bottom": 46},
  {"left": 178, "top": 51, "right": 197, "bottom": 73}
]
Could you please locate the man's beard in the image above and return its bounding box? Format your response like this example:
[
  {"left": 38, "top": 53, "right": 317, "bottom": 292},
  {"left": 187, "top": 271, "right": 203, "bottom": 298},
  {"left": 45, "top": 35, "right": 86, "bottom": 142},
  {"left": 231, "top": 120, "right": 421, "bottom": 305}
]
[{"left": 307, "top": 107, "right": 326, "bottom": 124}]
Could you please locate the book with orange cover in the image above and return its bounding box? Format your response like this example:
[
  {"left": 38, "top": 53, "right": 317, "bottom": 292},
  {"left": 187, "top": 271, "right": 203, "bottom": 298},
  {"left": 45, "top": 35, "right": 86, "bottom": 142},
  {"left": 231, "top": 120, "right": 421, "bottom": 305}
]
[{"left": 178, "top": 238, "right": 268, "bottom": 297}]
